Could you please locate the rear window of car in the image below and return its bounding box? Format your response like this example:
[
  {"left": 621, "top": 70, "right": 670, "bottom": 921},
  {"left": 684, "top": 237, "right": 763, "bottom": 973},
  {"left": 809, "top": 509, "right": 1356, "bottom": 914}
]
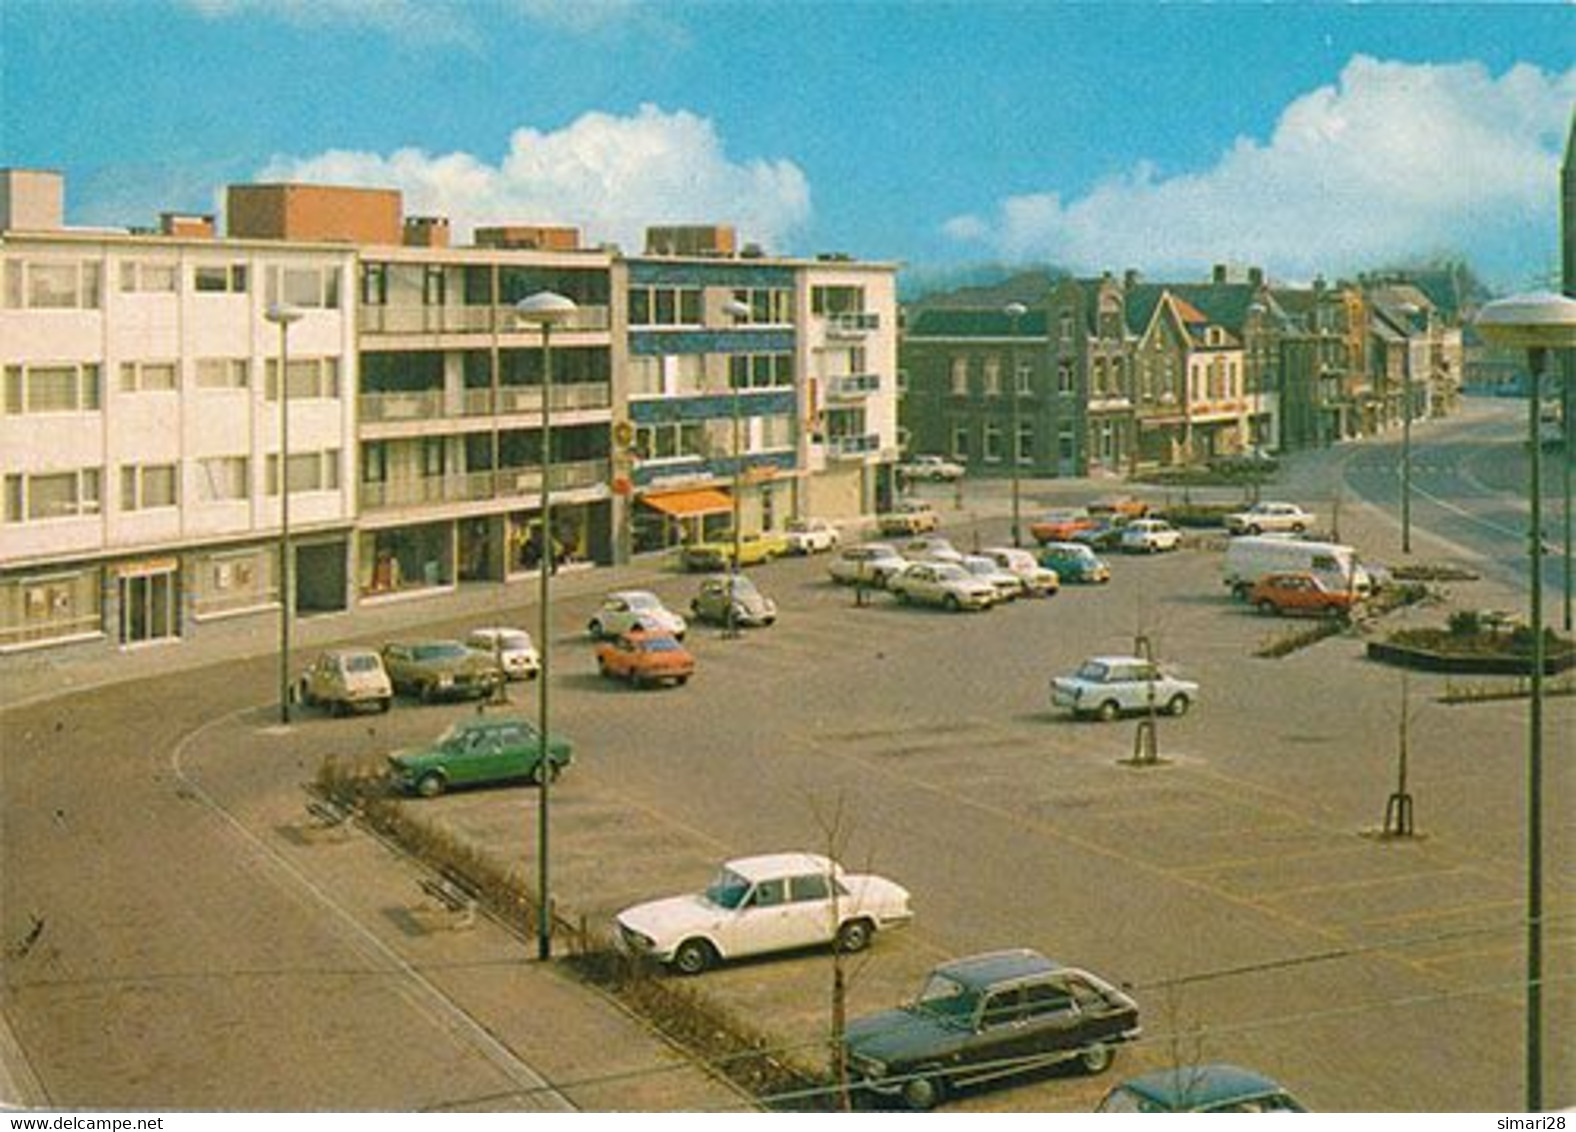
[
  {"left": 413, "top": 643, "right": 467, "bottom": 661},
  {"left": 344, "top": 654, "right": 381, "bottom": 673}
]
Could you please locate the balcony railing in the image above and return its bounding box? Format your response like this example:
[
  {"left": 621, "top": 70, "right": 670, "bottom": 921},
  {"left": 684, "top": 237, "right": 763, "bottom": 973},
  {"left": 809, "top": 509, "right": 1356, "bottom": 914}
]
[
  {"left": 359, "top": 458, "right": 608, "bottom": 511},
  {"left": 825, "top": 433, "right": 880, "bottom": 458},
  {"left": 826, "top": 373, "right": 881, "bottom": 399},
  {"left": 359, "top": 390, "right": 445, "bottom": 422},
  {"left": 358, "top": 303, "right": 610, "bottom": 336},
  {"left": 824, "top": 311, "right": 880, "bottom": 337}
]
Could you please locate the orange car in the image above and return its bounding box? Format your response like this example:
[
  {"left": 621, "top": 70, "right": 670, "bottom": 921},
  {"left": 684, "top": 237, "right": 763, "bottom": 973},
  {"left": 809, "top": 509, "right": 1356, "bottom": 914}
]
[
  {"left": 1029, "top": 508, "right": 1097, "bottom": 545},
  {"left": 1248, "top": 572, "right": 1358, "bottom": 618},
  {"left": 596, "top": 631, "right": 696, "bottom": 688}
]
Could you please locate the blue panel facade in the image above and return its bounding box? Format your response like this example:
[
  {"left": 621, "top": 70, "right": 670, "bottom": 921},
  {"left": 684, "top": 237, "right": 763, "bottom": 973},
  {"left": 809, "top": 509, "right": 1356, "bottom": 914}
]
[
  {"left": 628, "top": 389, "right": 796, "bottom": 425},
  {"left": 629, "top": 329, "right": 795, "bottom": 356},
  {"left": 626, "top": 262, "right": 795, "bottom": 289}
]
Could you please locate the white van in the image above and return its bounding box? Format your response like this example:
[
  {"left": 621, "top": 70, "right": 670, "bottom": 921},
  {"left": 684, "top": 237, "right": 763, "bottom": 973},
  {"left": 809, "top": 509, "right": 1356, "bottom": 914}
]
[{"left": 1223, "top": 536, "right": 1372, "bottom": 599}]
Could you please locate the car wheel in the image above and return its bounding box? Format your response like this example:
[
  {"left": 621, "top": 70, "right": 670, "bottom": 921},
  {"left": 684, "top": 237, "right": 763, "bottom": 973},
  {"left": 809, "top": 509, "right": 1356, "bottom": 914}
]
[
  {"left": 1291, "top": 522, "right": 1306, "bottom": 533},
  {"left": 588, "top": 619, "right": 604, "bottom": 639},
  {"left": 530, "top": 761, "right": 561, "bottom": 786},
  {"left": 672, "top": 938, "right": 715, "bottom": 976},
  {"left": 944, "top": 594, "right": 961, "bottom": 612},
  {"left": 377, "top": 697, "right": 392, "bottom": 714},
  {"left": 419, "top": 681, "right": 438, "bottom": 704},
  {"left": 1079, "top": 1042, "right": 1114, "bottom": 1075},
  {"left": 1247, "top": 524, "right": 1262, "bottom": 535},
  {"left": 330, "top": 698, "right": 348, "bottom": 718},
  {"left": 416, "top": 773, "right": 445, "bottom": 799},
  {"left": 675, "top": 675, "right": 690, "bottom": 686},
  {"left": 835, "top": 918, "right": 874, "bottom": 954},
  {"left": 901, "top": 1072, "right": 944, "bottom": 1112},
  {"left": 1257, "top": 599, "right": 1279, "bottom": 616},
  {"left": 1096, "top": 700, "right": 1120, "bottom": 723},
  {"left": 1166, "top": 693, "right": 1191, "bottom": 717}
]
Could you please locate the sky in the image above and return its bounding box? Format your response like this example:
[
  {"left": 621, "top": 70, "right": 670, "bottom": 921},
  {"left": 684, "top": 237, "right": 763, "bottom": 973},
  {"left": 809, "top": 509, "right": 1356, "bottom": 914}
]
[{"left": 1, "top": 0, "right": 1573, "bottom": 292}]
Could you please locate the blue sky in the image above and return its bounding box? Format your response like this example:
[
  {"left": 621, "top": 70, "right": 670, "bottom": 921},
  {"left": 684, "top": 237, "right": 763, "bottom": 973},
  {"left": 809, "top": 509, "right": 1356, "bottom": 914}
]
[{"left": 2, "top": 0, "right": 1572, "bottom": 290}]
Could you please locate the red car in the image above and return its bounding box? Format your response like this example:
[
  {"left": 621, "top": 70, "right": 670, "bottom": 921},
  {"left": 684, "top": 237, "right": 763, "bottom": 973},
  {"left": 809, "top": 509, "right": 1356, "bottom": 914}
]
[
  {"left": 1029, "top": 508, "right": 1097, "bottom": 545},
  {"left": 1248, "top": 572, "right": 1358, "bottom": 618},
  {"left": 596, "top": 631, "right": 696, "bottom": 688}
]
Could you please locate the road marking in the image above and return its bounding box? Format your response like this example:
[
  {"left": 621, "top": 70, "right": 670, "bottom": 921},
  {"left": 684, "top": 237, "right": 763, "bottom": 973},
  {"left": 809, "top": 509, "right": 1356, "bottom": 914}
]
[{"left": 170, "top": 708, "right": 578, "bottom": 1113}]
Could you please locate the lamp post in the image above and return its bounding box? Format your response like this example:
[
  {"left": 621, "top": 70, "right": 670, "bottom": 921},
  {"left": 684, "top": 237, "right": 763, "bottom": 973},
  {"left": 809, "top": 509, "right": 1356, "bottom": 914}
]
[
  {"left": 265, "top": 302, "right": 304, "bottom": 726},
  {"left": 1004, "top": 302, "right": 1027, "bottom": 547},
  {"left": 1397, "top": 302, "right": 1423, "bottom": 556},
  {"left": 516, "top": 290, "right": 577, "bottom": 961},
  {"left": 1474, "top": 289, "right": 1576, "bottom": 1114},
  {"left": 722, "top": 298, "right": 753, "bottom": 639}
]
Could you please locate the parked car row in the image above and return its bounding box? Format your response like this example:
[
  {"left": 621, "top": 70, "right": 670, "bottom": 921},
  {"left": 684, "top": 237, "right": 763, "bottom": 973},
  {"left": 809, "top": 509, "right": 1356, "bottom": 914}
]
[{"left": 829, "top": 535, "right": 1125, "bottom": 604}]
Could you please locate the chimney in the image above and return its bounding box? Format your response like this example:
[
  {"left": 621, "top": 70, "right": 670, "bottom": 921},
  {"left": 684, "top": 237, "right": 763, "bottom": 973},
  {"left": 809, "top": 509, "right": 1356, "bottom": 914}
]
[
  {"left": 1123, "top": 269, "right": 1141, "bottom": 289},
  {"left": 1248, "top": 266, "right": 1264, "bottom": 287},
  {"left": 1212, "top": 263, "right": 1227, "bottom": 284},
  {"left": 403, "top": 215, "right": 451, "bottom": 248},
  {"left": 474, "top": 225, "right": 581, "bottom": 251},
  {"left": 160, "top": 212, "right": 215, "bottom": 239}
]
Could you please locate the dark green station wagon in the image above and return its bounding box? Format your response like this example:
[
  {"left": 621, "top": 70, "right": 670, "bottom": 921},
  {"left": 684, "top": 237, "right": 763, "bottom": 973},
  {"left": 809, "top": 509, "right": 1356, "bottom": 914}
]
[{"left": 388, "top": 716, "right": 573, "bottom": 798}]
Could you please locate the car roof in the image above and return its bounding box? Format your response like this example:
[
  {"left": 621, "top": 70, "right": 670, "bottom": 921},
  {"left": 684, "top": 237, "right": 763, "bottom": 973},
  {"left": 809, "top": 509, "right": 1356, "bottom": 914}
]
[
  {"left": 326, "top": 647, "right": 381, "bottom": 659},
  {"left": 1112, "top": 1064, "right": 1295, "bottom": 1110},
  {"left": 1043, "top": 542, "right": 1094, "bottom": 553},
  {"left": 1083, "top": 655, "right": 1150, "bottom": 667},
  {"left": 931, "top": 948, "right": 1063, "bottom": 990},
  {"left": 608, "top": 589, "right": 660, "bottom": 602},
  {"left": 724, "top": 852, "right": 836, "bottom": 881}
]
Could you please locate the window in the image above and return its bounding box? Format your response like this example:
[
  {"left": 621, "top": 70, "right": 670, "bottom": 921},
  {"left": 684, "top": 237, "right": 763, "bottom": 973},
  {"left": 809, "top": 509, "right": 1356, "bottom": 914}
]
[
  {"left": 120, "top": 463, "right": 178, "bottom": 511},
  {"left": 983, "top": 422, "right": 1003, "bottom": 463},
  {"left": 4, "top": 259, "right": 101, "bottom": 309},
  {"left": 729, "top": 352, "right": 793, "bottom": 389},
  {"left": 628, "top": 356, "right": 664, "bottom": 397},
  {"left": 4, "top": 364, "right": 101, "bottom": 414},
  {"left": 628, "top": 286, "right": 702, "bottom": 327},
  {"left": 1015, "top": 361, "right": 1032, "bottom": 396},
  {"left": 634, "top": 421, "right": 706, "bottom": 462},
  {"left": 265, "top": 357, "right": 341, "bottom": 400},
  {"left": 981, "top": 988, "right": 1025, "bottom": 1028},
  {"left": 1058, "top": 310, "right": 1074, "bottom": 344},
  {"left": 266, "top": 449, "right": 341, "bottom": 495},
  {"left": 193, "top": 264, "right": 248, "bottom": 294},
  {"left": 731, "top": 287, "right": 792, "bottom": 324},
  {"left": 950, "top": 356, "right": 969, "bottom": 396},
  {"left": 267, "top": 265, "right": 342, "bottom": 310},
  {"left": 950, "top": 425, "right": 969, "bottom": 461},
  {"left": 1057, "top": 358, "right": 1076, "bottom": 396},
  {"left": 758, "top": 414, "right": 794, "bottom": 450},
  {"left": 195, "top": 358, "right": 250, "bottom": 389},
  {"left": 789, "top": 873, "right": 831, "bottom": 902},
  {"left": 4, "top": 468, "right": 101, "bottom": 521},
  {"left": 982, "top": 356, "right": 1001, "bottom": 397},
  {"left": 119, "top": 261, "right": 179, "bottom": 293},
  {"left": 811, "top": 285, "right": 864, "bottom": 316},
  {"left": 197, "top": 456, "right": 249, "bottom": 502},
  {"left": 1016, "top": 421, "right": 1035, "bottom": 465},
  {"left": 749, "top": 879, "right": 787, "bottom": 908},
  {"left": 119, "top": 361, "right": 179, "bottom": 393}
]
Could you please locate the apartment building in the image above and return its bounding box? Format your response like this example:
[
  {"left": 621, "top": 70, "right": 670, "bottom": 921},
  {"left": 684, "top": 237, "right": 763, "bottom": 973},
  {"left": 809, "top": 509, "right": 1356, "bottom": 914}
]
[
  {"left": 2, "top": 170, "right": 357, "bottom": 651},
  {"left": 1, "top": 170, "right": 899, "bottom": 656}
]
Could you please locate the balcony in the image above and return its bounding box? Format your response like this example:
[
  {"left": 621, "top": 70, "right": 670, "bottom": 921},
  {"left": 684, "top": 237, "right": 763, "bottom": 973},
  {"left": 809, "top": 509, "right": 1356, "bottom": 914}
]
[
  {"left": 824, "top": 311, "right": 880, "bottom": 339},
  {"left": 826, "top": 373, "right": 881, "bottom": 399},
  {"left": 359, "top": 390, "right": 444, "bottom": 422},
  {"left": 358, "top": 303, "right": 610, "bottom": 337},
  {"left": 825, "top": 433, "right": 881, "bottom": 458},
  {"left": 359, "top": 458, "right": 609, "bottom": 512}
]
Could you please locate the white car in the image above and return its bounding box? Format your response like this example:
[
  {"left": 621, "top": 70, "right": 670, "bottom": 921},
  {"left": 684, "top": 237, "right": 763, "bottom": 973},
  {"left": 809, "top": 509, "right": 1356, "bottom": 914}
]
[
  {"left": 1119, "top": 518, "right": 1183, "bottom": 554},
  {"left": 898, "top": 454, "right": 965, "bottom": 482},
  {"left": 587, "top": 590, "right": 687, "bottom": 641},
  {"left": 888, "top": 562, "right": 997, "bottom": 611},
  {"left": 466, "top": 627, "right": 541, "bottom": 681},
  {"left": 901, "top": 535, "right": 963, "bottom": 565},
  {"left": 829, "top": 543, "right": 909, "bottom": 588},
  {"left": 614, "top": 852, "right": 913, "bottom": 974},
  {"left": 959, "top": 554, "right": 1026, "bottom": 601},
  {"left": 1224, "top": 501, "right": 1315, "bottom": 536},
  {"left": 784, "top": 517, "right": 842, "bottom": 555},
  {"left": 296, "top": 648, "right": 393, "bottom": 715},
  {"left": 1051, "top": 655, "right": 1199, "bottom": 721},
  {"left": 981, "top": 546, "right": 1060, "bottom": 597}
]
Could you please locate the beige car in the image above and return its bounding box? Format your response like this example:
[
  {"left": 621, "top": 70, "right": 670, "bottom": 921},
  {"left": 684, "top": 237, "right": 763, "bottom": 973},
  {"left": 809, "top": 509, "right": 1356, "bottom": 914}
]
[{"left": 297, "top": 648, "right": 393, "bottom": 715}]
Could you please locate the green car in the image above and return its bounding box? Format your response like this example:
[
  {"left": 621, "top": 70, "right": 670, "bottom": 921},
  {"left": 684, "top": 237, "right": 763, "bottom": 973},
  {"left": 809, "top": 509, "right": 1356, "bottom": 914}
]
[{"left": 388, "top": 716, "right": 573, "bottom": 798}]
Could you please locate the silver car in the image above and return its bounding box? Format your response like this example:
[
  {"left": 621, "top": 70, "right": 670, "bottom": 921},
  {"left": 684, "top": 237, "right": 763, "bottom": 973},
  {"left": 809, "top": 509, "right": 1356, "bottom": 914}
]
[
  {"left": 690, "top": 574, "right": 778, "bottom": 628},
  {"left": 1051, "top": 655, "right": 1198, "bottom": 721}
]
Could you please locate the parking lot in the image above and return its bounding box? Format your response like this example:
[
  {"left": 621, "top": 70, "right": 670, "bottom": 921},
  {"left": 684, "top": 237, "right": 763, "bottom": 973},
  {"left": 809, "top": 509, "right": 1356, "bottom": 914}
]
[{"left": 183, "top": 489, "right": 1574, "bottom": 1112}]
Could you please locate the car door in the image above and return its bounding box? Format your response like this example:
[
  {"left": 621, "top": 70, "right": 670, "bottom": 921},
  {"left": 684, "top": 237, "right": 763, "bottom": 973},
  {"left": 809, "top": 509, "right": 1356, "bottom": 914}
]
[
  {"left": 447, "top": 726, "right": 496, "bottom": 786},
  {"left": 1019, "top": 975, "right": 1097, "bottom": 1064},
  {"left": 783, "top": 872, "right": 838, "bottom": 950},
  {"left": 722, "top": 878, "right": 803, "bottom": 957},
  {"left": 958, "top": 986, "right": 1035, "bottom": 1080}
]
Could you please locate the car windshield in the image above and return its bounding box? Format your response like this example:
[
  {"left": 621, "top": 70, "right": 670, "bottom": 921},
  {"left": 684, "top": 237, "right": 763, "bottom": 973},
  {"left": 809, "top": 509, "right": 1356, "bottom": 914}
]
[
  {"left": 912, "top": 973, "right": 980, "bottom": 1023},
  {"left": 704, "top": 867, "right": 751, "bottom": 910},
  {"left": 622, "top": 593, "right": 660, "bottom": 610},
  {"left": 343, "top": 654, "right": 381, "bottom": 673},
  {"left": 638, "top": 636, "right": 683, "bottom": 653},
  {"left": 412, "top": 642, "right": 467, "bottom": 661},
  {"left": 493, "top": 631, "right": 531, "bottom": 649},
  {"left": 1075, "top": 660, "right": 1112, "bottom": 682},
  {"left": 435, "top": 722, "right": 476, "bottom": 749}
]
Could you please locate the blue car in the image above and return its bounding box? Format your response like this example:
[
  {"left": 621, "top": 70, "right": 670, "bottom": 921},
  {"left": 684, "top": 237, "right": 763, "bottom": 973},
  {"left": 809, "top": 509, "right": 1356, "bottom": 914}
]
[{"left": 1097, "top": 1064, "right": 1307, "bottom": 1112}]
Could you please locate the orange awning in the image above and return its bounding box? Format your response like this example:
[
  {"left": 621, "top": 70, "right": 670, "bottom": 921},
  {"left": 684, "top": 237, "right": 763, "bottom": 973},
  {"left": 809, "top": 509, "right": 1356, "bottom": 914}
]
[{"left": 641, "top": 487, "right": 733, "bottom": 517}]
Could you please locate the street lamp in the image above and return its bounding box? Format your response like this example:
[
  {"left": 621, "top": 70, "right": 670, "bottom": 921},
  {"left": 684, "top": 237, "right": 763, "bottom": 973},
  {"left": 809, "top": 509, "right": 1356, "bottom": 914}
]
[
  {"left": 516, "top": 289, "right": 577, "bottom": 961},
  {"left": 722, "top": 298, "right": 753, "bottom": 639},
  {"left": 265, "top": 301, "right": 304, "bottom": 726},
  {"left": 1474, "top": 289, "right": 1576, "bottom": 1114},
  {"left": 1398, "top": 301, "right": 1422, "bottom": 556},
  {"left": 1004, "top": 302, "right": 1027, "bottom": 547}
]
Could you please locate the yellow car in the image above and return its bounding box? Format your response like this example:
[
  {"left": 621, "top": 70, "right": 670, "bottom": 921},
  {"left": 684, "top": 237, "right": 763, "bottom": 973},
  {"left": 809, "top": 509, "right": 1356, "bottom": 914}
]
[{"left": 679, "top": 530, "right": 789, "bottom": 571}]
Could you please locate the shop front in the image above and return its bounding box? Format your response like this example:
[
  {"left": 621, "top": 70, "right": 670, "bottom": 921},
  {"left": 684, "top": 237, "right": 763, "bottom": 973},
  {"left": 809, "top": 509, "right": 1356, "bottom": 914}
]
[{"left": 632, "top": 486, "right": 734, "bottom": 555}]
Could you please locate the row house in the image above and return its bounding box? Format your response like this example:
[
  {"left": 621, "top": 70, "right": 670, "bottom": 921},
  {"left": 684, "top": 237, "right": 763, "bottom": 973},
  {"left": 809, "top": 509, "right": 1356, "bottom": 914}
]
[{"left": 0, "top": 169, "right": 899, "bottom": 656}]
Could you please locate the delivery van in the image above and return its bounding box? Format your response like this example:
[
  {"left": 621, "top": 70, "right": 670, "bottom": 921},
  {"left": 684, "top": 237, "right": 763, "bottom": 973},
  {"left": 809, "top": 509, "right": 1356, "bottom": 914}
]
[{"left": 1223, "top": 536, "right": 1372, "bottom": 599}]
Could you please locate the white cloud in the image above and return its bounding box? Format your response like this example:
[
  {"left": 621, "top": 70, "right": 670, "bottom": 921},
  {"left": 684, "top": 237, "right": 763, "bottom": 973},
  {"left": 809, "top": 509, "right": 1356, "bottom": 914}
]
[
  {"left": 945, "top": 56, "right": 1576, "bottom": 285},
  {"left": 255, "top": 105, "right": 812, "bottom": 253}
]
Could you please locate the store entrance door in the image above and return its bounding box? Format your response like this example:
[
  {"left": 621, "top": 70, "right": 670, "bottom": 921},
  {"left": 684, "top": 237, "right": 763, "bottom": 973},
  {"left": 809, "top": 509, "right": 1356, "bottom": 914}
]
[{"left": 119, "top": 566, "right": 179, "bottom": 645}]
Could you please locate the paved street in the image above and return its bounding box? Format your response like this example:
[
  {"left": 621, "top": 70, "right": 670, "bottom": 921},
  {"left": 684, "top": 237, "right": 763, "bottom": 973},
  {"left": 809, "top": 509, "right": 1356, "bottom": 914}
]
[{"left": 2, "top": 396, "right": 1571, "bottom": 1112}]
